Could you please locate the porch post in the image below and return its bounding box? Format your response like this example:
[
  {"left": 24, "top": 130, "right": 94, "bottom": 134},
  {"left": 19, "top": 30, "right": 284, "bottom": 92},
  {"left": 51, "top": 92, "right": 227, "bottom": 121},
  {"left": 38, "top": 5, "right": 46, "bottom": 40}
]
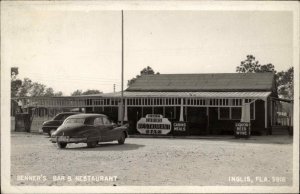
[
  {"left": 179, "top": 98, "right": 184, "bottom": 121},
  {"left": 124, "top": 98, "right": 128, "bottom": 122},
  {"left": 264, "top": 98, "right": 268, "bottom": 129},
  {"left": 270, "top": 99, "right": 273, "bottom": 126}
]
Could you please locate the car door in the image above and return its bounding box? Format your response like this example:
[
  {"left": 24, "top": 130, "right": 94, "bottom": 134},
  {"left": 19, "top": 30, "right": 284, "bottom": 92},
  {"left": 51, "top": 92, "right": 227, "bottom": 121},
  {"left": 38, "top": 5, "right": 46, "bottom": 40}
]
[
  {"left": 102, "top": 116, "right": 116, "bottom": 141},
  {"left": 93, "top": 117, "right": 109, "bottom": 142}
]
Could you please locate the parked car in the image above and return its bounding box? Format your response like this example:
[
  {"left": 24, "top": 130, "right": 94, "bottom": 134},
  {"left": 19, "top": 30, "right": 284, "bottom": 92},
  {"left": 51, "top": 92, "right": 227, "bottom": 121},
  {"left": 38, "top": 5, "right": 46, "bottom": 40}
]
[
  {"left": 50, "top": 113, "right": 128, "bottom": 149},
  {"left": 42, "top": 112, "right": 80, "bottom": 136}
]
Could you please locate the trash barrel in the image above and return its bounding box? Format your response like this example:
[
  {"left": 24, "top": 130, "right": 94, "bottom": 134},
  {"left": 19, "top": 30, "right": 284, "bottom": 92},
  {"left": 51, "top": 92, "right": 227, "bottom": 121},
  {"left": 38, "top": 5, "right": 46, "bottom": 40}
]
[{"left": 15, "top": 113, "right": 31, "bottom": 132}]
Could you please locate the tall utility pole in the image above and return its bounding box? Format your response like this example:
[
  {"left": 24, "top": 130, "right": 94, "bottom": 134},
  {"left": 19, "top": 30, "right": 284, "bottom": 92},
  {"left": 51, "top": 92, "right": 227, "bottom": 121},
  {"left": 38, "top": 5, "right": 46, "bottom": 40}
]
[{"left": 121, "top": 10, "right": 124, "bottom": 125}]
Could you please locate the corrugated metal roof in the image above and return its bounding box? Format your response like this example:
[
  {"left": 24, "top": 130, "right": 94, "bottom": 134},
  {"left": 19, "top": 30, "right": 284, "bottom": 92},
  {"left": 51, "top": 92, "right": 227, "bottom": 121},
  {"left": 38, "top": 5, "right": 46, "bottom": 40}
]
[
  {"left": 101, "top": 91, "right": 271, "bottom": 99},
  {"left": 126, "top": 73, "right": 275, "bottom": 92}
]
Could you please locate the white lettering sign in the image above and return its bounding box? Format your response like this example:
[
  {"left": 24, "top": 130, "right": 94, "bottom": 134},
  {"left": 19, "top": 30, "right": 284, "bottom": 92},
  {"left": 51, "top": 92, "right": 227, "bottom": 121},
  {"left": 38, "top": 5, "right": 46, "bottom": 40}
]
[{"left": 137, "top": 114, "right": 171, "bottom": 135}]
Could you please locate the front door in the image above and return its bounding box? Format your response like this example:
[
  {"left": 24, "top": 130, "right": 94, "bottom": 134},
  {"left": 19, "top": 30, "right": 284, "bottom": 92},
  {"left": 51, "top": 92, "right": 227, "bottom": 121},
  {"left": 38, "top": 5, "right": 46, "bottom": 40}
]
[{"left": 187, "top": 107, "right": 207, "bottom": 135}]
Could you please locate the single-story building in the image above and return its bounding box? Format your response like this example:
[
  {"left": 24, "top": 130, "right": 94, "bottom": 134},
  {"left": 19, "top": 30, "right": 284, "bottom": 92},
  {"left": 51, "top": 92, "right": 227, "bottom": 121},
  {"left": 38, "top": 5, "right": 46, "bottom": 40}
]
[{"left": 12, "top": 72, "right": 293, "bottom": 135}]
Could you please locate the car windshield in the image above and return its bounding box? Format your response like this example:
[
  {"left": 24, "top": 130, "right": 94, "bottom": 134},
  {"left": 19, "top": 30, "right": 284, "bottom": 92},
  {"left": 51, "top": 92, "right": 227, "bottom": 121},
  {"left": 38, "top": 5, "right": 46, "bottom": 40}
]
[
  {"left": 64, "top": 118, "right": 85, "bottom": 125},
  {"left": 53, "top": 114, "right": 64, "bottom": 121}
]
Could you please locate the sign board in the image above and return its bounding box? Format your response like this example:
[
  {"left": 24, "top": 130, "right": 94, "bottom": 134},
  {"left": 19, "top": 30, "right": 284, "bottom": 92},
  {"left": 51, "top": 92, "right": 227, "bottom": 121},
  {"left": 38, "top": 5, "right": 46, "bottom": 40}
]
[
  {"left": 137, "top": 114, "right": 172, "bottom": 135},
  {"left": 173, "top": 122, "right": 189, "bottom": 136},
  {"left": 235, "top": 122, "right": 251, "bottom": 138}
]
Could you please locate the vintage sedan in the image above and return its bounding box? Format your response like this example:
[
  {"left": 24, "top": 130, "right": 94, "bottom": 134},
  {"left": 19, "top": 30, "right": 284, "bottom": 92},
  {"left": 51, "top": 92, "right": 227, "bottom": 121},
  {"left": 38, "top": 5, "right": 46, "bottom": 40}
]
[
  {"left": 42, "top": 112, "right": 80, "bottom": 136},
  {"left": 50, "top": 113, "right": 128, "bottom": 149}
]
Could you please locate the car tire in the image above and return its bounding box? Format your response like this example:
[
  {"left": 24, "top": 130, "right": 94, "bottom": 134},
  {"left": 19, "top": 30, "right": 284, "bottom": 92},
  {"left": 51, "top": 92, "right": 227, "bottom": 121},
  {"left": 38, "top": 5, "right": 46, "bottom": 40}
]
[
  {"left": 87, "top": 141, "right": 97, "bottom": 148},
  {"left": 57, "top": 142, "right": 67, "bottom": 149},
  {"left": 118, "top": 133, "right": 126, "bottom": 145}
]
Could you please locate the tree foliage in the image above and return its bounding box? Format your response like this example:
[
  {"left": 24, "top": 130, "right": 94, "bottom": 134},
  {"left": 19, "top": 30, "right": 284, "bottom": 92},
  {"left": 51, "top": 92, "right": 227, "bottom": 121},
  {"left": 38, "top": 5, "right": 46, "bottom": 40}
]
[
  {"left": 276, "top": 67, "right": 293, "bottom": 99},
  {"left": 236, "top": 55, "right": 293, "bottom": 99},
  {"left": 128, "top": 66, "right": 160, "bottom": 86},
  {"left": 71, "top": 89, "right": 102, "bottom": 96},
  {"left": 236, "top": 55, "right": 276, "bottom": 73},
  {"left": 11, "top": 67, "right": 64, "bottom": 97},
  {"left": 11, "top": 67, "right": 22, "bottom": 97}
]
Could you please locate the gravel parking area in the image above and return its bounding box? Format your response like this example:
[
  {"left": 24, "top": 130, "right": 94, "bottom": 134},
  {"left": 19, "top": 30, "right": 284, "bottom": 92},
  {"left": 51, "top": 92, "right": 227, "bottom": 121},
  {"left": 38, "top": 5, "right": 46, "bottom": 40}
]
[{"left": 11, "top": 133, "right": 293, "bottom": 186}]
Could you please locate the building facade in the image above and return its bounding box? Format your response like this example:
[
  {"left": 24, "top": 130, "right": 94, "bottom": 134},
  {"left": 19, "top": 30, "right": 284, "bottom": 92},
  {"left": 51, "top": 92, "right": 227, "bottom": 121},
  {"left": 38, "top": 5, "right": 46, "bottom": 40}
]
[{"left": 12, "top": 73, "right": 292, "bottom": 135}]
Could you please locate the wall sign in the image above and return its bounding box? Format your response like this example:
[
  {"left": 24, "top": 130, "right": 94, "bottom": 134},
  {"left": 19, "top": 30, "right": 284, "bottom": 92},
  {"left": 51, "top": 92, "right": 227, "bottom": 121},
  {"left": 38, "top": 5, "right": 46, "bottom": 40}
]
[
  {"left": 235, "top": 122, "right": 251, "bottom": 138},
  {"left": 173, "top": 122, "right": 187, "bottom": 132},
  {"left": 137, "top": 114, "right": 172, "bottom": 135}
]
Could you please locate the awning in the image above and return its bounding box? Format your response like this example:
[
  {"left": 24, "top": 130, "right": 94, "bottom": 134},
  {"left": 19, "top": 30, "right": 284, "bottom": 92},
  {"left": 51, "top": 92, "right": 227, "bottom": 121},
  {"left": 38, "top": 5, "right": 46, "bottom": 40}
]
[{"left": 101, "top": 91, "right": 271, "bottom": 99}]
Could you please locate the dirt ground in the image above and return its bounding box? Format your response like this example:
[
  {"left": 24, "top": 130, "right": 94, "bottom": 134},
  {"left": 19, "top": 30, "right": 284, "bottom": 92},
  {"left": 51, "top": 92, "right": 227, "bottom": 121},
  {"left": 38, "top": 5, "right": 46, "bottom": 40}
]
[{"left": 10, "top": 132, "right": 293, "bottom": 186}]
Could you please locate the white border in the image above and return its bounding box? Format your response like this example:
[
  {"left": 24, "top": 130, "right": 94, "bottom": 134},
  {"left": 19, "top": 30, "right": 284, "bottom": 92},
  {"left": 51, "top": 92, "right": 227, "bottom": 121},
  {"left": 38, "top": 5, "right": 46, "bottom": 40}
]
[{"left": 1, "top": 1, "right": 299, "bottom": 193}]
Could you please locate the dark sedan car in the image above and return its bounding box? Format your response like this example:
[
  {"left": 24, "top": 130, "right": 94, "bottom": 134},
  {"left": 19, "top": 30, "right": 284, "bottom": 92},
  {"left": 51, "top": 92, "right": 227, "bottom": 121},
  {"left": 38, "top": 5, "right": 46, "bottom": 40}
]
[
  {"left": 42, "top": 112, "right": 80, "bottom": 136},
  {"left": 50, "top": 113, "right": 128, "bottom": 149}
]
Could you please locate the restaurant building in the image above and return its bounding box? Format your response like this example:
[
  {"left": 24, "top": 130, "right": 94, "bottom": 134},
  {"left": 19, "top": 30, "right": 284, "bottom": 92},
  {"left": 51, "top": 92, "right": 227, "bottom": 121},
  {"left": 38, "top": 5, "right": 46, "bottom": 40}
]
[{"left": 12, "top": 72, "right": 292, "bottom": 135}]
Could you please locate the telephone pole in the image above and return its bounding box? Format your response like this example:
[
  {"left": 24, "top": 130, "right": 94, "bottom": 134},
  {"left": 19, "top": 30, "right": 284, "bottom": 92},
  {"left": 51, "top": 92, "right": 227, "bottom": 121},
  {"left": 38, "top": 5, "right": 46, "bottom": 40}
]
[{"left": 121, "top": 10, "right": 124, "bottom": 125}]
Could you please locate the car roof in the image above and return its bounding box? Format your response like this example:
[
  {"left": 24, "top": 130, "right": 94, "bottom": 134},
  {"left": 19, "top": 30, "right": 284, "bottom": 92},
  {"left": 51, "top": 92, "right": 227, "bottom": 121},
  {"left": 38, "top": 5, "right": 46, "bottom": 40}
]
[{"left": 66, "top": 113, "right": 107, "bottom": 119}]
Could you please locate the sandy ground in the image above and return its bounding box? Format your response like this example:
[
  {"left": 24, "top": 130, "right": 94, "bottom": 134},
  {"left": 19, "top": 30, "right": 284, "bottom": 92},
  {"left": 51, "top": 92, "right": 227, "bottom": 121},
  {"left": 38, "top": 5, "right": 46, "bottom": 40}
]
[{"left": 10, "top": 133, "right": 293, "bottom": 186}]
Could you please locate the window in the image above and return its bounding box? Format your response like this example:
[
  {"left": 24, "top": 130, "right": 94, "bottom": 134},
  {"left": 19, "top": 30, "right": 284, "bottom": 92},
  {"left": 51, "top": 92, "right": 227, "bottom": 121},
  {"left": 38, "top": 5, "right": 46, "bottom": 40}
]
[
  {"left": 64, "top": 118, "right": 85, "bottom": 124},
  {"left": 231, "top": 107, "right": 242, "bottom": 120},
  {"left": 94, "top": 117, "right": 103, "bottom": 126},
  {"left": 218, "top": 102, "right": 255, "bottom": 120},
  {"left": 219, "top": 107, "right": 230, "bottom": 119}
]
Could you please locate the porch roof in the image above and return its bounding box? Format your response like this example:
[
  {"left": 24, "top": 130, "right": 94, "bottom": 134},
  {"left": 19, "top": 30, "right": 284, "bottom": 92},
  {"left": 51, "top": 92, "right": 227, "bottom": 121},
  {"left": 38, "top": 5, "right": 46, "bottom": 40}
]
[{"left": 99, "top": 91, "right": 271, "bottom": 99}]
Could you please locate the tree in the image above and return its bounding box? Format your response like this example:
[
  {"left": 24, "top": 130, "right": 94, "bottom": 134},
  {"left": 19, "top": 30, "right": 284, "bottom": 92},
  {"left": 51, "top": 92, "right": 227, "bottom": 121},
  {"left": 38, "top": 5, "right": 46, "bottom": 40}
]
[
  {"left": 71, "top": 89, "right": 83, "bottom": 96},
  {"left": 54, "top": 91, "right": 63, "bottom": 96},
  {"left": 236, "top": 55, "right": 293, "bottom": 99},
  {"left": 18, "top": 78, "right": 33, "bottom": 97},
  {"left": 71, "top": 89, "right": 102, "bottom": 96},
  {"left": 11, "top": 67, "right": 64, "bottom": 97},
  {"left": 11, "top": 67, "right": 22, "bottom": 97},
  {"left": 30, "top": 82, "right": 46, "bottom": 97},
  {"left": 44, "top": 87, "right": 55, "bottom": 97},
  {"left": 128, "top": 66, "right": 160, "bottom": 86},
  {"left": 236, "top": 55, "right": 276, "bottom": 73},
  {"left": 276, "top": 67, "right": 293, "bottom": 99},
  {"left": 82, "top": 89, "right": 102, "bottom": 95}
]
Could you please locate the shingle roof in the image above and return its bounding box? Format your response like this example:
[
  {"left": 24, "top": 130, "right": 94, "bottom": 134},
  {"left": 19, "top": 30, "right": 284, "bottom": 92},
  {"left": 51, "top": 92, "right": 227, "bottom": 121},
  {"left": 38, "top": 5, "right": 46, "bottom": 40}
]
[{"left": 126, "top": 73, "right": 275, "bottom": 92}]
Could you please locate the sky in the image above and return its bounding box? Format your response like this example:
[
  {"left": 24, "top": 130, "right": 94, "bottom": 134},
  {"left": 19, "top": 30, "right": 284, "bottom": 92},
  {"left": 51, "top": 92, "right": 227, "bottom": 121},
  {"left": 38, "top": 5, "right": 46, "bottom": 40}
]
[{"left": 2, "top": 4, "right": 294, "bottom": 96}]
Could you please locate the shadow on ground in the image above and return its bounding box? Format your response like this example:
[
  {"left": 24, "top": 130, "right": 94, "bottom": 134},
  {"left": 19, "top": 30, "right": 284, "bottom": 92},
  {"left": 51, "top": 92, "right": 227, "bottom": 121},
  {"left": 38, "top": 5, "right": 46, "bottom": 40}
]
[
  {"left": 66, "top": 143, "right": 145, "bottom": 151},
  {"left": 164, "top": 136, "right": 294, "bottom": 145}
]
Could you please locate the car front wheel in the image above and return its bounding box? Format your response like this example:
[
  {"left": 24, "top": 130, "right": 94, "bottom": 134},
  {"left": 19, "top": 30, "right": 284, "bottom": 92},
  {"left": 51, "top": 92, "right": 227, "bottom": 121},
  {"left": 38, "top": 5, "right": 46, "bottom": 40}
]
[
  {"left": 57, "top": 142, "right": 67, "bottom": 149},
  {"left": 118, "top": 133, "right": 126, "bottom": 145}
]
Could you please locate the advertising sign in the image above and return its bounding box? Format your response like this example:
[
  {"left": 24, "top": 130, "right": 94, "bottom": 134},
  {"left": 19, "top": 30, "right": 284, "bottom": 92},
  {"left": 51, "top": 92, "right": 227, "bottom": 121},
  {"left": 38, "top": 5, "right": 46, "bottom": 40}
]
[
  {"left": 235, "top": 122, "right": 251, "bottom": 138},
  {"left": 137, "top": 114, "right": 172, "bottom": 135},
  {"left": 173, "top": 122, "right": 189, "bottom": 136}
]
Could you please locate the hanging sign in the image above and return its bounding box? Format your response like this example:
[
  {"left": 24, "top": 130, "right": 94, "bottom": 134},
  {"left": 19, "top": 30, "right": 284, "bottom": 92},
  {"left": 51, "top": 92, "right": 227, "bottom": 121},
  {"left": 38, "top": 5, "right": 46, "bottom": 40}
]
[{"left": 137, "top": 114, "right": 172, "bottom": 135}]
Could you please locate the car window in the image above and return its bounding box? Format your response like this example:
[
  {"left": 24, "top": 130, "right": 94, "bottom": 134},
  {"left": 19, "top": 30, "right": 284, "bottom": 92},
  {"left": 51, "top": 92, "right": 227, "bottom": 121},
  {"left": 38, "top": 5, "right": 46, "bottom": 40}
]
[
  {"left": 102, "top": 117, "right": 111, "bottom": 125},
  {"left": 64, "top": 118, "right": 85, "bottom": 124},
  {"left": 94, "top": 117, "right": 103, "bottom": 126}
]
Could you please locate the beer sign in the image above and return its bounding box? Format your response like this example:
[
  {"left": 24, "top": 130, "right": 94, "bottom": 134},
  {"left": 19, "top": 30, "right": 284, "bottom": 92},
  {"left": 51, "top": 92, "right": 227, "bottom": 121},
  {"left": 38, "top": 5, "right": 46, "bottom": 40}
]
[
  {"left": 137, "top": 114, "right": 172, "bottom": 135},
  {"left": 235, "top": 122, "right": 251, "bottom": 138}
]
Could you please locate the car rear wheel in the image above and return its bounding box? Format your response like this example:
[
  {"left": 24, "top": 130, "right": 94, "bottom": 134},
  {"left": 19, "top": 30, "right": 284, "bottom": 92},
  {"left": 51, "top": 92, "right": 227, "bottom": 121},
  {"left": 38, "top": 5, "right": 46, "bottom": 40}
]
[
  {"left": 118, "top": 133, "right": 126, "bottom": 145},
  {"left": 87, "top": 141, "right": 97, "bottom": 148},
  {"left": 57, "top": 142, "right": 67, "bottom": 149}
]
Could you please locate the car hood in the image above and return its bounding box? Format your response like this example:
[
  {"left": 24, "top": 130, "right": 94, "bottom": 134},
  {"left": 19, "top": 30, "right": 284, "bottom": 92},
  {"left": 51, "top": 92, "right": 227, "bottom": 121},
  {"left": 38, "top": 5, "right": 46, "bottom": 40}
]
[{"left": 52, "top": 124, "right": 88, "bottom": 137}]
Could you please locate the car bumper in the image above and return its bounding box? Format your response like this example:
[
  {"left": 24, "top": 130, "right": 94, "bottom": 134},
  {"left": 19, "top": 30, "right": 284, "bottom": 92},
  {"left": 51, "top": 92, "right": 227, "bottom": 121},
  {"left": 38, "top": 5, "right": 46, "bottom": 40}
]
[{"left": 50, "top": 136, "right": 87, "bottom": 143}]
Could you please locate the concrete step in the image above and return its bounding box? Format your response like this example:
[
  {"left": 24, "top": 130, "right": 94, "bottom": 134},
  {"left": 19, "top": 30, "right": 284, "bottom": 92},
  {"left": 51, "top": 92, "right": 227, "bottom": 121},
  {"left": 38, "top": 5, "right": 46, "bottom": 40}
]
[{"left": 271, "top": 126, "right": 290, "bottom": 135}]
